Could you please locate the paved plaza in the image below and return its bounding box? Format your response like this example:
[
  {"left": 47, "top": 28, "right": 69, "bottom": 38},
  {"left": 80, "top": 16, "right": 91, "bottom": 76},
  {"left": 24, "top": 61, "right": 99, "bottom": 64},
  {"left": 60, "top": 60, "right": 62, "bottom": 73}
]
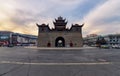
[{"left": 0, "top": 47, "right": 120, "bottom": 76}]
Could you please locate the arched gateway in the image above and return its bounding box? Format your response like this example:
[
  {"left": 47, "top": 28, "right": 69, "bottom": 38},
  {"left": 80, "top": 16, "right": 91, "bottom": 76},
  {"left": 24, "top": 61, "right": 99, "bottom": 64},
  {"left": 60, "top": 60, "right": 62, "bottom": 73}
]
[
  {"left": 37, "top": 16, "right": 84, "bottom": 47},
  {"left": 55, "top": 37, "right": 65, "bottom": 47}
]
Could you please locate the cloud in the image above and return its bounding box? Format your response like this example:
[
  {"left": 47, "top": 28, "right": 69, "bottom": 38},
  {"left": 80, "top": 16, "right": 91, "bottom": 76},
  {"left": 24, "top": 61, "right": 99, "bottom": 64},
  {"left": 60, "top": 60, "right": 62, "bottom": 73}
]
[
  {"left": 0, "top": 0, "right": 120, "bottom": 36},
  {"left": 0, "top": 0, "right": 86, "bottom": 35},
  {"left": 10, "top": 9, "right": 37, "bottom": 26},
  {"left": 83, "top": 0, "right": 120, "bottom": 36},
  {"left": 49, "top": 0, "right": 84, "bottom": 5}
]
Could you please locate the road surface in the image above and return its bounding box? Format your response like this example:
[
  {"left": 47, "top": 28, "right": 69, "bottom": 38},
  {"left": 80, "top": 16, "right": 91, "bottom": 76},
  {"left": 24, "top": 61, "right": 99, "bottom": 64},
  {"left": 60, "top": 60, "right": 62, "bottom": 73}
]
[{"left": 0, "top": 47, "right": 120, "bottom": 76}]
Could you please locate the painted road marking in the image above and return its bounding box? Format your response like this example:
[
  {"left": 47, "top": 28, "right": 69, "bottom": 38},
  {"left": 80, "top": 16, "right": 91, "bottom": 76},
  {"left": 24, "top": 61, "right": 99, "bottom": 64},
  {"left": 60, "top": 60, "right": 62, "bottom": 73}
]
[
  {"left": 25, "top": 47, "right": 96, "bottom": 50},
  {"left": 0, "top": 61, "right": 113, "bottom": 65}
]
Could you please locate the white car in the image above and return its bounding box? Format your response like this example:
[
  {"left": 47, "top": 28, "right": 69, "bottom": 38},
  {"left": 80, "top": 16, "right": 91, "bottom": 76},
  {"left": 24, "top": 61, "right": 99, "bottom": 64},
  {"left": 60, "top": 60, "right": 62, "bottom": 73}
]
[{"left": 112, "top": 45, "right": 120, "bottom": 49}]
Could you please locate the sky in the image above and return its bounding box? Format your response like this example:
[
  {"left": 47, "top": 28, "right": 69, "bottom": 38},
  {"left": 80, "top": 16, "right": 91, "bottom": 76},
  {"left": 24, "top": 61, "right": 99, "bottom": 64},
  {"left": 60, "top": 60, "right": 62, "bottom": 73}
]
[{"left": 0, "top": 0, "right": 120, "bottom": 36}]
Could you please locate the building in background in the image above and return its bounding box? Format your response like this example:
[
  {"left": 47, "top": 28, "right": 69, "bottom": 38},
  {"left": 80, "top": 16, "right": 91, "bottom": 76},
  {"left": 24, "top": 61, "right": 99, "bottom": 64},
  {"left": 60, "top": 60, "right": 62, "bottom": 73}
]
[
  {"left": 83, "top": 34, "right": 100, "bottom": 46},
  {"left": 84, "top": 34, "right": 120, "bottom": 47},
  {"left": 0, "top": 31, "right": 37, "bottom": 46},
  {"left": 0, "top": 31, "right": 13, "bottom": 46},
  {"left": 37, "top": 16, "right": 84, "bottom": 47},
  {"left": 12, "top": 33, "right": 37, "bottom": 46},
  {"left": 104, "top": 34, "right": 120, "bottom": 46}
]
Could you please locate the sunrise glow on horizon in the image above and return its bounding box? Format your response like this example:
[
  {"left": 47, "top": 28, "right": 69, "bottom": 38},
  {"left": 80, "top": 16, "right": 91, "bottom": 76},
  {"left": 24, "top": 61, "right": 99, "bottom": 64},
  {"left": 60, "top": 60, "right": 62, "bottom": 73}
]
[{"left": 0, "top": 0, "right": 120, "bottom": 36}]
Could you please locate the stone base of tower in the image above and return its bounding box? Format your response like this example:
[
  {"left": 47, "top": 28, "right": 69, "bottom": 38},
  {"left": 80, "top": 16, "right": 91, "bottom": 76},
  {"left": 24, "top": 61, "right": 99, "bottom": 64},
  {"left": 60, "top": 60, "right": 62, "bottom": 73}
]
[{"left": 37, "top": 32, "right": 83, "bottom": 47}]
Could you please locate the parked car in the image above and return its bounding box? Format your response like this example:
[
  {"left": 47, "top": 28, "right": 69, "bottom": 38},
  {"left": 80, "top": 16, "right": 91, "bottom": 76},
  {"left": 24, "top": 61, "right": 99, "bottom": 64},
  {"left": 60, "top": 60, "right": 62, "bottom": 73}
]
[
  {"left": 112, "top": 45, "right": 120, "bottom": 49},
  {"left": 101, "top": 45, "right": 111, "bottom": 49},
  {"left": 8, "top": 44, "right": 14, "bottom": 47}
]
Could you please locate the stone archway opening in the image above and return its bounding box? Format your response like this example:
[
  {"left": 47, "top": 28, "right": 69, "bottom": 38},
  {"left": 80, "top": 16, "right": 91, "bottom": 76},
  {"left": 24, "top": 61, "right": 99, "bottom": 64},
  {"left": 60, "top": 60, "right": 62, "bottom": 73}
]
[{"left": 55, "top": 37, "right": 65, "bottom": 47}]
